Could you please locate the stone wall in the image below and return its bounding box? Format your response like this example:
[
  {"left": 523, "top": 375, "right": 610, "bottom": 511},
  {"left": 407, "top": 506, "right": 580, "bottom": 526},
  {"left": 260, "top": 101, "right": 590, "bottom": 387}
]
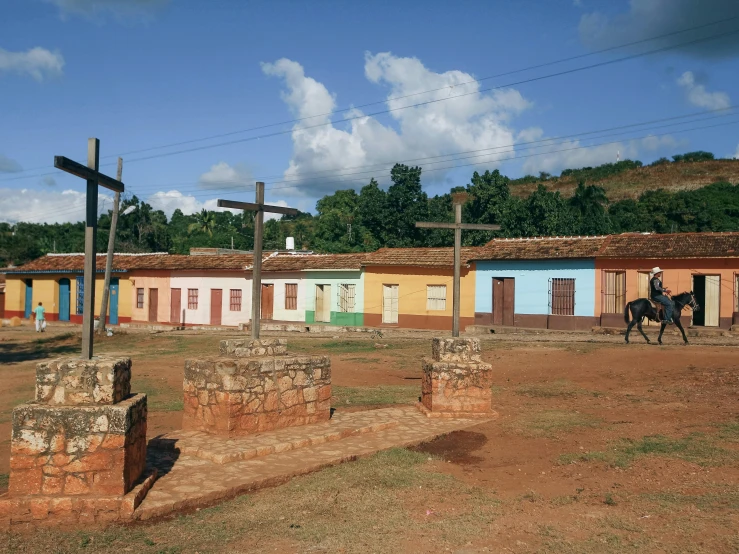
[
  {"left": 35, "top": 357, "right": 131, "bottom": 405},
  {"left": 419, "top": 338, "right": 494, "bottom": 417},
  {"left": 184, "top": 339, "right": 331, "bottom": 436}
]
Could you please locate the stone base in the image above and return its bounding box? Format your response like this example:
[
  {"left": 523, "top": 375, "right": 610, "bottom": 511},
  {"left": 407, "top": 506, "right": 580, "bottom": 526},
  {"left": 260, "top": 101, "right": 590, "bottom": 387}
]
[
  {"left": 420, "top": 359, "right": 494, "bottom": 415},
  {"left": 0, "top": 470, "right": 157, "bottom": 528},
  {"left": 9, "top": 394, "right": 147, "bottom": 497},
  {"left": 183, "top": 355, "right": 331, "bottom": 436},
  {"left": 416, "top": 402, "right": 497, "bottom": 419},
  {"left": 220, "top": 338, "right": 288, "bottom": 357},
  {"left": 35, "top": 356, "right": 132, "bottom": 406}
]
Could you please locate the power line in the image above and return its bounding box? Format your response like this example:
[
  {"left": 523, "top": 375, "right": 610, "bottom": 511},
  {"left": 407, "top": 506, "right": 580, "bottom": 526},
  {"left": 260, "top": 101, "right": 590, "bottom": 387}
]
[{"left": 4, "top": 23, "right": 739, "bottom": 184}]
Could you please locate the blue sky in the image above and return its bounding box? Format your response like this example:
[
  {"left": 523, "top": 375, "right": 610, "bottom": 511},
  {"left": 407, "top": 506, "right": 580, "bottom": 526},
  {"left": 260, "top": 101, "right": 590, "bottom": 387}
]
[{"left": 1, "top": 0, "right": 738, "bottom": 224}]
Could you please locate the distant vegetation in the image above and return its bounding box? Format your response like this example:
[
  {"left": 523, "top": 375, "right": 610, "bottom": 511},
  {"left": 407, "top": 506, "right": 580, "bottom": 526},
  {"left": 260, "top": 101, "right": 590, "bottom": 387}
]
[{"left": 2, "top": 152, "right": 738, "bottom": 266}]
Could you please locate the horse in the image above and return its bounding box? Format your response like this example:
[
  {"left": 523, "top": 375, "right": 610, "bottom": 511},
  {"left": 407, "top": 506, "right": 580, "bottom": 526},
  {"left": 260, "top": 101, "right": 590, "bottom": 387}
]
[{"left": 623, "top": 291, "right": 700, "bottom": 345}]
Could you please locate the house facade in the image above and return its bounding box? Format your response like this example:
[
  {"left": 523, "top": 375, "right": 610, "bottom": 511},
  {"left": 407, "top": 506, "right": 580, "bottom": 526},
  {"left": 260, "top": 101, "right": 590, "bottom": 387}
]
[
  {"left": 472, "top": 237, "right": 605, "bottom": 330},
  {"left": 595, "top": 233, "right": 739, "bottom": 329},
  {"left": 362, "top": 248, "right": 477, "bottom": 330}
]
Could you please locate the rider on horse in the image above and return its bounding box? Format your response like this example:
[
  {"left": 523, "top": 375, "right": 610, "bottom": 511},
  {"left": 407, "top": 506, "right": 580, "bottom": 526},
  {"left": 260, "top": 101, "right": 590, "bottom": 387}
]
[{"left": 649, "top": 267, "right": 673, "bottom": 324}]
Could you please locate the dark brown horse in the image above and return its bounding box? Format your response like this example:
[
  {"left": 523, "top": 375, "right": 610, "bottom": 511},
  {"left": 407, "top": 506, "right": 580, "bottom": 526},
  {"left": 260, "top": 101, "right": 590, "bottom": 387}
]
[{"left": 623, "top": 291, "right": 700, "bottom": 345}]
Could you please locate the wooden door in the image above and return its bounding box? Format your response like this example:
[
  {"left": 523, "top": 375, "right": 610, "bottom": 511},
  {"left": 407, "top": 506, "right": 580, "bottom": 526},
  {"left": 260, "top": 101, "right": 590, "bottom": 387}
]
[
  {"left": 261, "top": 284, "right": 274, "bottom": 320},
  {"left": 109, "top": 278, "right": 119, "bottom": 325},
  {"left": 492, "top": 278, "right": 504, "bottom": 325},
  {"left": 704, "top": 275, "right": 720, "bottom": 327},
  {"left": 210, "top": 289, "right": 223, "bottom": 326},
  {"left": 382, "top": 284, "right": 398, "bottom": 324},
  {"left": 502, "top": 278, "right": 515, "bottom": 326},
  {"left": 58, "top": 278, "right": 70, "bottom": 321},
  {"left": 170, "top": 289, "right": 181, "bottom": 324},
  {"left": 315, "top": 285, "right": 324, "bottom": 321},
  {"left": 322, "top": 284, "right": 331, "bottom": 322},
  {"left": 148, "top": 288, "right": 158, "bottom": 322}
]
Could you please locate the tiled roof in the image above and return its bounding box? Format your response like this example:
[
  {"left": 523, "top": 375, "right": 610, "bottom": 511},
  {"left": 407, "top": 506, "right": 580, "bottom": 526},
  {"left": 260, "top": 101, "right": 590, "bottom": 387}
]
[
  {"left": 598, "top": 232, "right": 739, "bottom": 259},
  {"left": 362, "top": 247, "right": 481, "bottom": 267},
  {"left": 257, "top": 253, "right": 365, "bottom": 272},
  {"left": 5, "top": 253, "right": 255, "bottom": 273},
  {"left": 474, "top": 236, "right": 609, "bottom": 260}
]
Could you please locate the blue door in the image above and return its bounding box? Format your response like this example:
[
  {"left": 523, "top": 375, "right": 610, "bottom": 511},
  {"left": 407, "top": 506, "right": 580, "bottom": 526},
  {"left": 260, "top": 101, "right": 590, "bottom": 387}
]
[
  {"left": 59, "top": 279, "right": 71, "bottom": 321},
  {"left": 24, "top": 279, "right": 33, "bottom": 318},
  {"left": 109, "top": 278, "right": 119, "bottom": 325}
]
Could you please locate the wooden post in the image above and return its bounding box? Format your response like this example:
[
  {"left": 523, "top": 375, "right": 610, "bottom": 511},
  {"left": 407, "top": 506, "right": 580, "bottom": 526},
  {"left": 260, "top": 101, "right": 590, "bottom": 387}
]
[
  {"left": 452, "top": 201, "right": 462, "bottom": 337},
  {"left": 82, "top": 138, "right": 100, "bottom": 359},
  {"left": 99, "top": 157, "right": 122, "bottom": 334},
  {"left": 251, "top": 182, "right": 265, "bottom": 339}
]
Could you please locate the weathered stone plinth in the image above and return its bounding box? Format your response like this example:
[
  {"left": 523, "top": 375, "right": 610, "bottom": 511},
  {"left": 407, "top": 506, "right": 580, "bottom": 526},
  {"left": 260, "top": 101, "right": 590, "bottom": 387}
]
[
  {"left": 419, "top": 338, "right": 494, "bottom": 418},
  {"left": 184, "top": 340, "right": 331, "bottom": 436},
  {"left": 0, "top": 356, "right": 152, "bottom": 527}
]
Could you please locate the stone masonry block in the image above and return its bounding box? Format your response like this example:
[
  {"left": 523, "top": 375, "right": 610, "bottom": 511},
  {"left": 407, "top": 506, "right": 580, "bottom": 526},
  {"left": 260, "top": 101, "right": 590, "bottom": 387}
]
[
  {"left": 219, "top": 338, "right": 288, "bottom": 358},
  {"left": 183, "top": 355, "right": 331, "bottom": 436},
  {"left": 35, "top": 357, "right": 131, "bottom": 405},
  {"left": 431, "top": 337, "right": 482, "bottom": 363},
  {"left": 9, "top": 393, "right": 147, "bottom": 497}
]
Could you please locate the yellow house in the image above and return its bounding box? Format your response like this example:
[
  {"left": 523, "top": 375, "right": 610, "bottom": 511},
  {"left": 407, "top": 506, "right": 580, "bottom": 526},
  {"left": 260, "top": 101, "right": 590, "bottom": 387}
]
[{"left": 362, "top": 248, "right": 477, "bottom": 330}]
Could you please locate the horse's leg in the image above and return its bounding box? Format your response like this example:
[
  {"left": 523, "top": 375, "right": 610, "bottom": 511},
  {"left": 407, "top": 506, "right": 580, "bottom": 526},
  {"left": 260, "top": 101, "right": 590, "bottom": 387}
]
[
  {"left": 636, "top": 319, "right": 651, "bottom": 344},
  {"left": 658, "top": 322, "right": 666, "bottom": 345},
  {"left": 624, "top": 309, "right": 637, "bottom": 344},
  {"left": 674, "top": 317, "right": 689, "bottom": 345}
]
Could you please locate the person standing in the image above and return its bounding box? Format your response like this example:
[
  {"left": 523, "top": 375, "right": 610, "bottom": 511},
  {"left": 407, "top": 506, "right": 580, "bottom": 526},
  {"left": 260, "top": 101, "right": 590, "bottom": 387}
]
[{"left": 34, "top": 301, "right": 46, "bottom": 332}]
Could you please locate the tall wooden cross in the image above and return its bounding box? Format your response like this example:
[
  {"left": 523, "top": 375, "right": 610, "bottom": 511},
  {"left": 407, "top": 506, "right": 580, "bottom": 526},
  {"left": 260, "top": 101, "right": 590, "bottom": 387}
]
[
  {"left": 218, "top": 181, "right": 298, "bottom": 339},
  {"left": 416, "top": 193, "right": 500, "bottom": 337},
  {"left": 54, "top": 138, "right": 125, "bottom": 359}
]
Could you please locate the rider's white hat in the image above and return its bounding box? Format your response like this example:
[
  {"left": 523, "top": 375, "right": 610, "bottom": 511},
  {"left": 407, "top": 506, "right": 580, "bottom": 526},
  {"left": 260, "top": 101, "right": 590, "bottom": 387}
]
[{"left": 650, "top": 266, "right": 663, "bottom": 276}]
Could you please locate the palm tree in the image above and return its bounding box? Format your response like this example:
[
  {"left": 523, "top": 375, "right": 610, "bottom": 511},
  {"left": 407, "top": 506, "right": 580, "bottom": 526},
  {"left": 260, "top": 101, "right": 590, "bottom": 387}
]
[
  {"left": 570, "top": 181, "right": 608, "bottom": 218},
  {"left": 188, "top": 209, "right": 216, "bottom": 237}
]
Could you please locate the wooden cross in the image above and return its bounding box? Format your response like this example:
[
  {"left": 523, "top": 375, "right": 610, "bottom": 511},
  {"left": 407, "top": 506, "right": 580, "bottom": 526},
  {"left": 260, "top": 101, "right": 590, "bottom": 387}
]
[
  {"left": 416, "top": 193, "right": 500, "bottom": 337},
  {"left": 218, "top": 181, "right": 298, "bottom": 339},
  {"left": 54, "top": 138, "right": 125, "bottom": 359}
]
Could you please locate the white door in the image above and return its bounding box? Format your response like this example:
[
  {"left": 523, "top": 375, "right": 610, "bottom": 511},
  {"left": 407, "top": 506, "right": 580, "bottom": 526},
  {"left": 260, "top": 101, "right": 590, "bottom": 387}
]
[
  {"left": 315, "top": 285, "right": 325, "bottom": 322},
  {"left": 382, "top": 285, "right": 398, "bottom": 324},
  {"left": 322, "top": 284, "right": 331, "bottom": 323},
  {"left": 704, "top": 275, "right": 720, "bottom": 327}
]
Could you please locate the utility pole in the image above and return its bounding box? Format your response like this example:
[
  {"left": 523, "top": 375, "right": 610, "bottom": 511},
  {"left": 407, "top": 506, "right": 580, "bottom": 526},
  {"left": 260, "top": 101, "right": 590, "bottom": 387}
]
[{"left": 98, "top": 157, "right": 123, "bottom": 334}]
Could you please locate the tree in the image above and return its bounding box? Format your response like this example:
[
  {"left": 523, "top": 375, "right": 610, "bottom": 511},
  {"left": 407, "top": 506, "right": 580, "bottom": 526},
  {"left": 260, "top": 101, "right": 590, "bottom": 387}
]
[
  {"left": 383, "top": 164, "right": 428, "bottom": 247},
  {"left": 570, "top": 181, "right": 611, "bottom": 235},
  {"left": 356, "top": 179, "right": 387, "bottom": 251},
  {"left": 188, "top": 209, "right": 217, "bottom": 238}
]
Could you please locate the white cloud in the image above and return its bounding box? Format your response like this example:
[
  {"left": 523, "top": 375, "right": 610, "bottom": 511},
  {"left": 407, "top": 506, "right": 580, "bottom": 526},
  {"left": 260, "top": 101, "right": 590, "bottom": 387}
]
[
  {"left": 44, "top": 0, "right": 168, "bottom": 20},
  {"left": 0, "top": 154, "right": 22, "bottom": 173},
  {"left": 521, "top": 135, "right": 681, "bottom": 175},
  {"left": 198, "top": 161, "right": 253, "bottom": 190},
  {"left": 0, "top": 188, "right": 112, "bottom": 224},
  {"left": 0, "top": 47, "right": 64, "bottom": 81},
  {"left": 147, "top": 190, "right": 290, "bottom": 222},
  {"left": 676, "top": 71, "right": 731, "bottom": 110},
  {"left": 579, "top": 0, "right": 739, "bottom": 58},
  {"left": 262, "top": 53, "right": 531, "bottom": 197}
]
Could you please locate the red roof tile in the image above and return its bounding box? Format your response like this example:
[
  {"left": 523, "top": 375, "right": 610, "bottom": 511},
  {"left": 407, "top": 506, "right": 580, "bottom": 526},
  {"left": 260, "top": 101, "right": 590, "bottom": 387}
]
[
  {"left": 474, "top": 236, "right": 609, "bottom": 260},
  {"left": 597, "top": 232, "right": 739, "bottom": 258},
  {"left": 6, "top": 253, "right": 255, "bottom": 273},
  {"left": 362, "top": 247, "right": 481, "bottom": 268},
  {"left": 257, "top": 253, "right": 365, "bottom": 272}
]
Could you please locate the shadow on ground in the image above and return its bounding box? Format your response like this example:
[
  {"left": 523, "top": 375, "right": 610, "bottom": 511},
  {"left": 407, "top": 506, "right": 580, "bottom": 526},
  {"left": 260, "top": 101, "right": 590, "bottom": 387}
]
[{"left": 0, "top": 333, "right": 79, "bottom": 364}]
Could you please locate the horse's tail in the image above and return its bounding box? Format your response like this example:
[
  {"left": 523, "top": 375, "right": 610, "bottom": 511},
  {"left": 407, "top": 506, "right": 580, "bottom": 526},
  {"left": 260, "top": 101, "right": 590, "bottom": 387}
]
[{"left": 624, "top": 301, "right": 631, "bottom": 324}]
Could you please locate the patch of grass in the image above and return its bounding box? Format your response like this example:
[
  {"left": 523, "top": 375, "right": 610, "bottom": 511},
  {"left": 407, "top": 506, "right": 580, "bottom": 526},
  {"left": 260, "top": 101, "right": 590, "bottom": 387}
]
[
  {"left": 332, "top": 385, "right": 418, "bottom": 406},
  {"left": 559, "top": 433, "right": 739, "bottom": 468},
  {"left": 343, "top": 356, "right": 382, "bottom": 364},
  {"left": 0, "top": 448, "right": 499, "bottom": 554},
  {"left": 717, "top": 420, "right": 739, "bottom": 441},
  {"left": 0, "top": 473, "right": 8, "bottom": 491},
  {"left": 136, "top": 377, "right": 184, "bottom": 412},
  {"left": 514, "top": 379, "right": 583, "bottom": 399},
  {"left": 515, "top": 410, "right": 601, "bottom": 438}
]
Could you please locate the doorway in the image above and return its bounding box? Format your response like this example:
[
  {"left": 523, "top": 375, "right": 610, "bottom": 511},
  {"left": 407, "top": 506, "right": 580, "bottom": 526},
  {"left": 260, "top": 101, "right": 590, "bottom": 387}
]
[
  {"left": 492, "top": 278, "right": 515, "bottom": 326},
  {"left": 24, "top": 279, "right": 33, "bottom": 318},
  {"left": 382, "top": 284, "right": 399, "bottom": 324},
  {"left": 315, "top": 284, "right": 332, "bottom": 322},
  {"left": 692, "top": 275, "right": 720, "bottom": 327},
  {"left": 148, "top": 288, "right": 159, "bottom": 322},
  {"left": 58, "top": 278, "right": 70, "bottom": 321},
  {"left": 170, "top": 288, "right": 181, "bottom": 324},
  {"left": 210, "top": 289, "right": 223, "bottom": 326},
  {"left": 261, "top": 284, "right": 274, "bottom": 320},
  {"left": 109, "top": 278, "right": 119, "bottom": 325}
]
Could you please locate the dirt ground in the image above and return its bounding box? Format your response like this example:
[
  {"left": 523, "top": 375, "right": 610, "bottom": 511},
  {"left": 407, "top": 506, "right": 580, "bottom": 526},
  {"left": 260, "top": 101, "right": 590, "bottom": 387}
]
[{"left": 0, "top": 325, "right": 738, "bottom": 553}]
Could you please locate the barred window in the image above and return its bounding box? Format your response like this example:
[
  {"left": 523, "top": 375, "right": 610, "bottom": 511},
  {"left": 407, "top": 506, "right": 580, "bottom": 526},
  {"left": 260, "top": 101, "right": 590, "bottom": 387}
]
[
  {"left": 230, "top": 289, "right": 242, "bottom": 311},
  {"left": 339, "top": 283, "right": 356, "bottom": 313},
  {"left": 285, "top": 283, "right": 298, "bottom": 310},
  {"left": 76, "top": 276, "right": 84, "bottom": 314},
  {"left": 427, "top": 285, "right": 447, "bottom": 311},
  {"left": 136, "top": 288, "right": 144, "bottom": 309},
  {"left": 603, "top": 271, "right": 626, "bottom": 313},
  {"left": 735, "top": 273, "right": 739, "bottom": 312},
  {"left": 188, "top": 288, "right": 198, "bottom": 310},
  {"left": 550, "top": 278, "right": 575, "bottom": 316}
]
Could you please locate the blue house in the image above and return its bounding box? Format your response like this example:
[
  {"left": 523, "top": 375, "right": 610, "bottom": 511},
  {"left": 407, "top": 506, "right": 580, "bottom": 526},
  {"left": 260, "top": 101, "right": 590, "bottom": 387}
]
[{"left": 470, "top": 237, "right": 607, "bottom": 330}]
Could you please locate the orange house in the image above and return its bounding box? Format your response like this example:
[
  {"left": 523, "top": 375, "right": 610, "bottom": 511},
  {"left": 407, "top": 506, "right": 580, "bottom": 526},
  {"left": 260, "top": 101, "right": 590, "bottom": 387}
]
[{"left": 596, "top": 233, "right": 739, "bottom": 329}]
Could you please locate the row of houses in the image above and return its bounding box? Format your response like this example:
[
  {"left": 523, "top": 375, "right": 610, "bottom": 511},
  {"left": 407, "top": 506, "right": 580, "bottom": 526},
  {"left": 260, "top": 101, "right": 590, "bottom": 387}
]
[{"left": 3, "top": 232, "right": 739, "bottom": 330}]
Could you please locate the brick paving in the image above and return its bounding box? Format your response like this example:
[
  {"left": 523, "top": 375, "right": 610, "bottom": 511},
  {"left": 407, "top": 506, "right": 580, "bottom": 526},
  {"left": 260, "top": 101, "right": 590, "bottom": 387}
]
[{"left": 136, "top": 406, "right": 492, "bottom": 521}]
